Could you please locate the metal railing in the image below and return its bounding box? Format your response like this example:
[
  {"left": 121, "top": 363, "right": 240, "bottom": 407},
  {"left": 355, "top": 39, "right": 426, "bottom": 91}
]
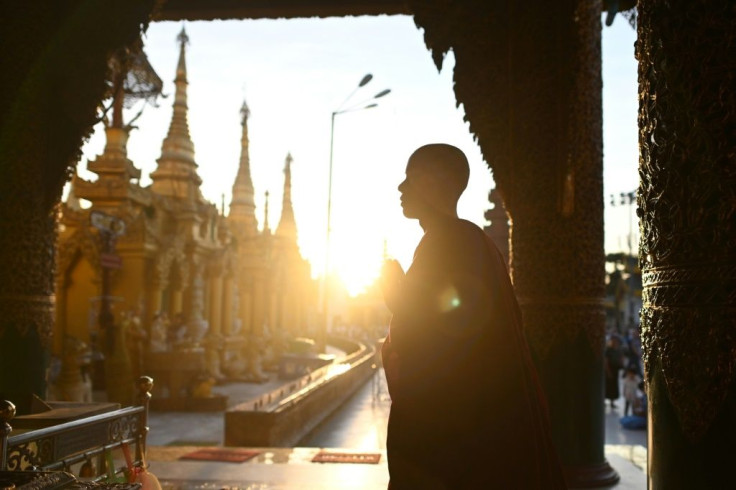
[{"left": 1, "top": 376, "right": 153, "bottom": 481}]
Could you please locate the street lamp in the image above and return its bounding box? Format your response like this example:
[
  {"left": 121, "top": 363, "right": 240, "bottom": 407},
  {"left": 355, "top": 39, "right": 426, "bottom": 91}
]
[
  {"left": 609, "top": 190, "right": 636, "bottom": 257},
  {"left": 319, "top": 74, "right": 391, "bottom": 352}
]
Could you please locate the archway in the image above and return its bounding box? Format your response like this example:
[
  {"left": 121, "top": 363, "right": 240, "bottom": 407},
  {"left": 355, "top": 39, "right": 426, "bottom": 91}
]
[{"left": 1, "top": 1, "right": 732, "bottom": 487}]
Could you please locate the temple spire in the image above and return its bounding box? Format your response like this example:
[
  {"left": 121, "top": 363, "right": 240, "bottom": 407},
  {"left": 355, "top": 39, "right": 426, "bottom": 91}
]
[
  {"left": 150, "top": 25, "right": 202, "bottom": 201},
  {"left": 228, "top": 99, "right": 258, "bottom": 237},
  {"left": 275, "top": 152, "right": 297, "bottom": 241}
]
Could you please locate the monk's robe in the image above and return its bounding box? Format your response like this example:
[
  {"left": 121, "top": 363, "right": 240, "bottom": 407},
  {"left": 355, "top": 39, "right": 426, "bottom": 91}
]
[{"left": 382, "top": 217, "right": 566, "bottom": 489}]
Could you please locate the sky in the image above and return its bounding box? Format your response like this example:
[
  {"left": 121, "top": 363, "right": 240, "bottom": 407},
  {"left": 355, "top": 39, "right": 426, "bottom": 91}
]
[{"left": 77, "top": 14, "right": 639, "bottom": 295}]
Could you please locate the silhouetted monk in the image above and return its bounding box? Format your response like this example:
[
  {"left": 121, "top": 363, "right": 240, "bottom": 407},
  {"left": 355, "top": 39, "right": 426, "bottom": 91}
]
[{"left": 381, "top": 144, "right": 566, "bottom": 489}]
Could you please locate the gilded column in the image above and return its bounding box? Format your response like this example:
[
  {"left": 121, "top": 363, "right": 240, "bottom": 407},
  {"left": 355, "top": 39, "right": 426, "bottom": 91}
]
[
  {"left": 252, "top": 273, "right": 266, "bottom": 338},
  {"left": 637, "top": 1, "right": 736, "bottom": 487},
  {"left": 148, "top": 286, "right": 163, "bottom": 320},
  {"left": 170, "top": 289, "right": 183, "bottom": 315},
  {"left": 208, "top": 269, "right": 223, "bottom": 335},
  {"left": 203, "top": 263, "right": 223, "bottom": 379},
  {"left": 54, "top": 277, "right": 69, "bottom": 356},
  {"left": 221, "top": 276, "right": 234, "bottom": 336},
  {"left": 240, "top": 281, "right": 253, "bottom": 335}
]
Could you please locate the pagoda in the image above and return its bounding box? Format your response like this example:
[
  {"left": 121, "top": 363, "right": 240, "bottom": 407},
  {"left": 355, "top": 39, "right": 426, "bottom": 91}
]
[{"left": 56, "top": 28, "right": 318, "bottom": 403}]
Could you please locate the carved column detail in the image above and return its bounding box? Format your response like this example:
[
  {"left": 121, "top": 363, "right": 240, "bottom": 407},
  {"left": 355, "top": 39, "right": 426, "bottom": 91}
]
[
  {"left": 0, "top": 1, "right": 156, "bottom": 413},
  {"left": 637, "top": 1, "right": 735, "bottom": 487}
]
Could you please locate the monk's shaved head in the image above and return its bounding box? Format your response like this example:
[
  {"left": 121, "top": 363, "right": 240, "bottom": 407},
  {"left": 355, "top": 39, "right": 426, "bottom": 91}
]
[{"left": 407, "top": 144, "right": 470, "bottom": 201}]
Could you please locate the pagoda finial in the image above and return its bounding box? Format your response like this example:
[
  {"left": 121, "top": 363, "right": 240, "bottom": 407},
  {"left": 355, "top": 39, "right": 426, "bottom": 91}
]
[
  {"left": 175, "top": 26, "right": 189, "bottom": 81},
  {"left": 276, "top": 152, "right": 297, "bottom": 241},
  {"left": 177, "top": 26, "right": 189, "bottom": 47},
  {"left": 240, "top": 99, "right": 250, "bottom": 124}
]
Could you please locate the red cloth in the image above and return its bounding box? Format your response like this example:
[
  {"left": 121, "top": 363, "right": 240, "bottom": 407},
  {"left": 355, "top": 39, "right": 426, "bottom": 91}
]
[{"left": 382, "top": 218, "right": 566, "bottom": 489}]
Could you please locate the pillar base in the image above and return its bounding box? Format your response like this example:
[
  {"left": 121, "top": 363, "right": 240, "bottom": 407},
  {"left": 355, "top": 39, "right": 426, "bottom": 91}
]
[{"left": 564, "top": 460, "right": 620, "bottom": 488}]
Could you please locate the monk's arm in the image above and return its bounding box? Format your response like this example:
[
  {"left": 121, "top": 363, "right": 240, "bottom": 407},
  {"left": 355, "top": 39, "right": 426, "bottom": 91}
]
[{"left": 391, "top": 231, "right": 493, "bottom": 347}]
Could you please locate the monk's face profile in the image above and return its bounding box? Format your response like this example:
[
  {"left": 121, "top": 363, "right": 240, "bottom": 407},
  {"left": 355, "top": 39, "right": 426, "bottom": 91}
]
[
  {"left": 398, "top": 160, "right": 440, "bottom": 220},
  {"left": 398, "top": 144, "right": 470, "bottom": 222}
]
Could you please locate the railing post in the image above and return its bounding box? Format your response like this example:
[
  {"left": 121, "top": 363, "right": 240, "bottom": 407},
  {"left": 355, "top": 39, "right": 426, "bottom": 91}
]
[
  {"left": 1, "top": 400, "right": 16, "bottom": 470},
  {"left": 135, "top": 376, "right": 153, "bottom": 463}
]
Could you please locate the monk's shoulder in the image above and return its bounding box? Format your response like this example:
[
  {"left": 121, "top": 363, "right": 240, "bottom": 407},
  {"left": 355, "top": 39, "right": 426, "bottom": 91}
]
[{"left": 415, "top": 219, "right": 488, "bottom": 269}]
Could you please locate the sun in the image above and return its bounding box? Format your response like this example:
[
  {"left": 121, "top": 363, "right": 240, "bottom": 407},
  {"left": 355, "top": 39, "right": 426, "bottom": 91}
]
[{"left": 329, "top": 233, "right": 384, "bottom": 297}]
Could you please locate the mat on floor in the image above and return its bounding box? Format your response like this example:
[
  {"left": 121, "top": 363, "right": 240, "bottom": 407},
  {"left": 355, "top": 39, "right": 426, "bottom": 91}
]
[
  {"left": 179, "top": 448, "right": 260, "bottom": 463},
  {"left": 311, "top": 451, "right": 382, "bottom": 464}
]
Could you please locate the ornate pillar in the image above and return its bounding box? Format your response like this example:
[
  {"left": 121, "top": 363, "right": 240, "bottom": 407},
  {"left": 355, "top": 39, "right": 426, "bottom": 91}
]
[
  {"left": 186, "top": 263, "right": 206, "bottom": 339},
  {"left": 0, "top": 3, "right": 155, "bottom": 413},
  {"left": 252, "top": 271, "right": 267, "bottom": 338},
  {"left": 410, "top": 0, "right": 613, "bottom": 486},
  {"left": 202, "top": 263, "right": 223, "bottom": 379},
  {"left": 239, "top": 277, "right": 253, "bottom": 335},
  {"left": 244, "top": 270, "right": 267, "bottom": 382},
  {"left": 54, "top": 276, "right": 69, "bottom": 356},
  {"left": 269, "top": 290, "right": 278, "bottom": 333},
  {"left": 208, "top": 268, "right": 223, "bottom": 335},
  {"left": 637, "top": 1, "right": 736, "bottom": 487},
  {"left": 170, "top": 289, "right": 183, "bottom": 315},
  {"left": 221, "top": 276, "right": 234, "bottom": 336},
  {"left": 148, "top": 285, "right": 163, "bottom": 321}
]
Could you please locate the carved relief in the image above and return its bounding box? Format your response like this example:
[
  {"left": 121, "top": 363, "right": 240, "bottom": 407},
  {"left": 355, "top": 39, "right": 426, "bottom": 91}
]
[
  {"left": 0, "top": 295, "right": 55, "bottom": 346},
  {"left": 637, "top": 0, "right": 735, "bottom": 442}
]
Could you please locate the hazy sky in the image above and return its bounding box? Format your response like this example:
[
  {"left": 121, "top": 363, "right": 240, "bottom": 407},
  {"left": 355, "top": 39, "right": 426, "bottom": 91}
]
[{"left": 78, "top": 15, "right": 639, "bottom": 295}]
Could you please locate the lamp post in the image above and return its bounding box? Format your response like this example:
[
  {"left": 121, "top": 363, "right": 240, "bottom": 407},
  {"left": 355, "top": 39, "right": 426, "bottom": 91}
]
[
  {"left": 609, "top": 190, "right": 636, "bottom": 257},
  {"left": 319, "top": 74, "right": 390, "bottom": 352}
]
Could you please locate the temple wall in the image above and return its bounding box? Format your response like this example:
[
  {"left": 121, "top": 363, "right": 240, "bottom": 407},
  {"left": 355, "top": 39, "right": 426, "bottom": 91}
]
[
  {"left": 62, "top": 257, "right": 99, "bottom": 350},
  {"left": 111, "top": 252, "right": 148, "bottom": 311}
]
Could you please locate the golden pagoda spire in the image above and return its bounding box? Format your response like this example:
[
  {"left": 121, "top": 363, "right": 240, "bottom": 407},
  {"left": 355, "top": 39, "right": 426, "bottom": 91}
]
[
  {"left": 275, "top": 152, "right": 297, "bottom": 241},
  {"left": 228, "top": 99, "right": 258, "bottom": 237},
  {"left": 150, "top": 25, "right": 202, "bottom": 201}
]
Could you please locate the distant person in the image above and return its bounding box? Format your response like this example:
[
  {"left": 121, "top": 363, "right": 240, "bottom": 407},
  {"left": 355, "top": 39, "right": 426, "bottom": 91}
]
[
  {"left": 622, "top": 365, "right": 641, "bottom": 417},
  {"left": 620, "top": 380, "right": 647, "bottom": 431},
  {"left": 604, "top": 335, "right": 624, "bottom": 408},
  {"left": 624, "top": 326, "right": 642, "bottom": 377},
  {"left": 380, "top": 144, "right": 566, "bottom": 489}
]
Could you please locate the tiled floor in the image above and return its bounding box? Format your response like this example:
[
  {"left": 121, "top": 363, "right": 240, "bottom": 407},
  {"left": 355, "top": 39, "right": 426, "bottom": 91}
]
[{"left": 146, "top": 370, "right": 647, "bottom": 489}]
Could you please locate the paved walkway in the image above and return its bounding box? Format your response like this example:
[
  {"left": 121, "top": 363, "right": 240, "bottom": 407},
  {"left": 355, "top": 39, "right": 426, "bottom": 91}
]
[{"left": 146, "top": 369, "right": 647, "bottom": 489}]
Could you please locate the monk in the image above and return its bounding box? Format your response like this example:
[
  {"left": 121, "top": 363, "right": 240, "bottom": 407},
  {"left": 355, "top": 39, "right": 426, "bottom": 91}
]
[{"left": 380, "top": 144, "right": 566, "bottom": 489}]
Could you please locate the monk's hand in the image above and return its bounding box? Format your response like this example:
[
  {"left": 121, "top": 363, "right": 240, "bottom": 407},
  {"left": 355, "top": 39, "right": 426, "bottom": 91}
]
[{"left": 380, "top": 258, "right": 405, "bottom": 313}]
